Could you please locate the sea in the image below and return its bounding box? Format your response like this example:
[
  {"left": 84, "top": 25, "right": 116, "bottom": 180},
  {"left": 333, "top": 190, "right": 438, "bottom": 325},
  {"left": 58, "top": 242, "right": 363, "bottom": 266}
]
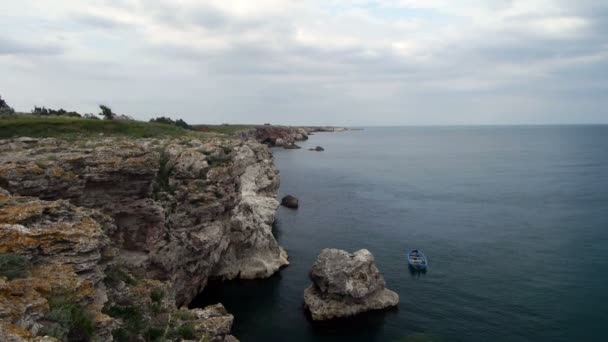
[{"left": 191, "top": 126, "right": 608, "bottom": 342}]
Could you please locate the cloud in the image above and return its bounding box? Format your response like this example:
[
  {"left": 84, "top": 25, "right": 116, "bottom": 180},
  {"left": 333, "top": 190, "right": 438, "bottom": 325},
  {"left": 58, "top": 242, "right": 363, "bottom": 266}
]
[
  {"left": 0, "top": 37, "right": 64, "bottom": 56},
  {"left": 0, "top": 0, "right": 606, "bottom": 124}
]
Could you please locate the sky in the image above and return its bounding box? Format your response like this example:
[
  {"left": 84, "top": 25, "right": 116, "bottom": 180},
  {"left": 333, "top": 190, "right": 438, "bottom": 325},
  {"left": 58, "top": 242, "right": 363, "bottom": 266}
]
[{"left": 1, "top": 0, "right": 607, "bottom": 125}]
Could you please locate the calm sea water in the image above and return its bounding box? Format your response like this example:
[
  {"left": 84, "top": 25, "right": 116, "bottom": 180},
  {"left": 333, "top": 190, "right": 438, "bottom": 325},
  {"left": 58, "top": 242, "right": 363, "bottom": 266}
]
[{"left": 192, "top": 126, "right": 608, "bottom": 342}]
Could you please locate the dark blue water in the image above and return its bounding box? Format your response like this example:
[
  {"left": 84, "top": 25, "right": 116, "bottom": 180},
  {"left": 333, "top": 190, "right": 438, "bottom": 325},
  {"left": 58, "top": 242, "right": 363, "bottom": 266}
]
[{"left": 192, "top": 126, "right": 608, "bottom": 342}]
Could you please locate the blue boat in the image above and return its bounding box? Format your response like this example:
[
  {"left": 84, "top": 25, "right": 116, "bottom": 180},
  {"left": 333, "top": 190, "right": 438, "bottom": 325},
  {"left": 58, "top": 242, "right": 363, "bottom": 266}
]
[{"left": 408, "top": 249, "right": 427, "bottom": 271}]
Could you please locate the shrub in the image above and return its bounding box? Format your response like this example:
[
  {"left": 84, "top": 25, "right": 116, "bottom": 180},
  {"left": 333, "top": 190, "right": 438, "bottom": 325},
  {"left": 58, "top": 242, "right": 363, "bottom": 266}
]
[
  {"left": 150, "top": 116, "right": 193, "bottom": 130},
  {"left": 177, "top": 323, "right": 195, "bottom": 340},
  {"left": 152, "top": 147, "right": 174, "bottom": 197},
  {"left": 83, "top": 113, "right": 100, "bottom": 120},
  {"left": 144, "top": 327, "right": 165, "bottom": 341},
  {"left": 32, "top": 106, "right": 82, "bottom": 118},
  {"left": 0, "top": 94, "right": 15, "bottom": 116},
  {"left": 150, "top": 288, "right": 164, "bottom": 303},
  {"left": 44, "top": 293, "right": 95, "bottom": 342},
  {"left": 150, "top": 288, "right": 165, "bottom": 314},
  {"left": 104, "top": 305, "right": 145, "bottom": 342},
  {"left": 0, "top": 254, "right": 29, "bottom": 280},
  {"left": 174, "top": 119, "right": 192, "bottom": 130}
]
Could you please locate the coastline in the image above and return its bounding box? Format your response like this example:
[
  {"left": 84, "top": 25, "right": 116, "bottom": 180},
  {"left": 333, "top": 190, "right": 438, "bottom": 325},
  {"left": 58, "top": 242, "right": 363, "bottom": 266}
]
[{"left": 0, "top": 124, "right": 342, "bottom": 341}]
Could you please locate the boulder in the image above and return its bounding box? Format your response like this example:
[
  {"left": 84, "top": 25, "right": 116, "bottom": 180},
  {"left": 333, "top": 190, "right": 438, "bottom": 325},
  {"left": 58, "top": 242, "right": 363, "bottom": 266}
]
[
  {"left": 281, "top": 195, "right": 299, "bottom": 209},
  {"left": 303, "top": 249, "right": 399, "bottom": 320},
  {"left": 275, "top": 138, "right": 285, "bottom": 147},
  {"left": 283, "top": 144, "right": 301, "bottom": 150}
]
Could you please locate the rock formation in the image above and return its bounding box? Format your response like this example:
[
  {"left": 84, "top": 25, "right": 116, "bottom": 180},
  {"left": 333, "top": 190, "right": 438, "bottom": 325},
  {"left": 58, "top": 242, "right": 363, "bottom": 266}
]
[
  {"left": 0, "top": 135, "right": 290, "bottom": 341},
  {"left": 303, "top": 249, "right": 399, "bottom": 321},
  {"left": 240, "top": 126, "right": 309, "bottom": 149},
  {"left": 281, "top": 195, "right": 299, "bottom": 209}
]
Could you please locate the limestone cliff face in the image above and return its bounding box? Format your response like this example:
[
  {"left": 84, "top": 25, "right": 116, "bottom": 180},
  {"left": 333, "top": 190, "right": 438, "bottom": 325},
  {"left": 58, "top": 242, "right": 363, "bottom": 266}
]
[
  {"left": 211, "top": 143, "right": 288, "bottom": 280},
  {"left": 0, "top": 135, "right": 288, "bottom": 340},
  {"left": 0, "top": 192, "right": 116, "bottom": 342}
]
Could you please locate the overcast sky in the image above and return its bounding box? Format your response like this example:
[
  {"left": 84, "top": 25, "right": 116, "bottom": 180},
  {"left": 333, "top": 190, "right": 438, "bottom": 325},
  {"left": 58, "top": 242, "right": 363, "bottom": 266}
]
[{"left": 1, "top": 0, "right": 607, "bottom": 125}]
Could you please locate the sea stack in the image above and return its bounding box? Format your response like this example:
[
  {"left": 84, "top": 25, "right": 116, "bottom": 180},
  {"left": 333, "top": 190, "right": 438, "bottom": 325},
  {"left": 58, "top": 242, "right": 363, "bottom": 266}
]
[{"left": 303, "top": 248, "right": 399, "bottom": 320}]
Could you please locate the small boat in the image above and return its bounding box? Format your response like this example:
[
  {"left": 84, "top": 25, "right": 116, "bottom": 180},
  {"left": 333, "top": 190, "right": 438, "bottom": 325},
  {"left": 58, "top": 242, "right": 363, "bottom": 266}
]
[{"left": 408, "top": 249, "right": 427, "bottom": 271}]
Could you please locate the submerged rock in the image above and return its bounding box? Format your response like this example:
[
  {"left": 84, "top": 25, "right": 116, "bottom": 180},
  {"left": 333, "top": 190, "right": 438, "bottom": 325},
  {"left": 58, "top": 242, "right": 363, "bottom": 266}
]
[
  {"left": 303, "top": 248, "right": 399, "bottom": 320},
  {"left": 281, "top": 195, "right": 299, "bottom": 209},
  {"left": 283, "top": 144, "right": 301, "bottom": 150}
]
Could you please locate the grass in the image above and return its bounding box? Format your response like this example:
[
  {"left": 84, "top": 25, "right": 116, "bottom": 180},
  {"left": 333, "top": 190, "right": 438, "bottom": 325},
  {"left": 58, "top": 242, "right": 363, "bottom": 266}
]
[
  {"left": 192, "top": 124, "right": 254, "bottom": 135},
  {"left": 0, "top": 116, "right": 196, "bottom": 139},
  {"left": 0, "top": 253, "right": 29, "bottom": 280}
]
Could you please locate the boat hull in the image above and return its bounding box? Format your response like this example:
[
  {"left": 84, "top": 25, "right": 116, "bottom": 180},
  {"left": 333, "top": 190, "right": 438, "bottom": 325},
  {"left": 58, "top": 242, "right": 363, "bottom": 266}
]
[{"left": 407, "top": 250, "right": 428, "bottom": 271}]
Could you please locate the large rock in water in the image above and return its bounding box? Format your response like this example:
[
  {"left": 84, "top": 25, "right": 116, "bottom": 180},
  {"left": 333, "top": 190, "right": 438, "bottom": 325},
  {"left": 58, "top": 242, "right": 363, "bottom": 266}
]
[
  {"left": 303, "top": 249, "right": 399, "bottom": 320},
  {"left": 281, "top": 195, "right": 299, "bottom": 209}
]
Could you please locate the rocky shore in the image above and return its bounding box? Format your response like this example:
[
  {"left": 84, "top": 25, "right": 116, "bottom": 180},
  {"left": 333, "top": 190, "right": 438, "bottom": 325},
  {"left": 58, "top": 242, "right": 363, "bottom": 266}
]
[{"left": 0, "top": 125, "right": 361, "bottom": 341}]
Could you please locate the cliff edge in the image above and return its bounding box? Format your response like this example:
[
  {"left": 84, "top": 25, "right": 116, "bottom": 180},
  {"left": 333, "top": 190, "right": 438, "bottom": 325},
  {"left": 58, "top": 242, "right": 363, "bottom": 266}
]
[{"left": 0, "top": 133, "right": 289, "bottom": 341}]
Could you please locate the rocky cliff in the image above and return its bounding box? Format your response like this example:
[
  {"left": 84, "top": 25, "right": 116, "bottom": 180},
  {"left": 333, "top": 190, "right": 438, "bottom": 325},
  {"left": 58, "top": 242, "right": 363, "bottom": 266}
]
[
  {"left": 0, "top": 135, "right": 289, "bottom": 341},
  {"left": 238, "top": 126, "right": 309, "bottom": 149}
]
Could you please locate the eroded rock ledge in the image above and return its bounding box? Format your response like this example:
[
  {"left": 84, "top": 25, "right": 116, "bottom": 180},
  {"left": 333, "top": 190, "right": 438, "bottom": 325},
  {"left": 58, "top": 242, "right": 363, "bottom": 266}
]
[{"left": 0, "top": 135, "right": 290, "bottom": 341}]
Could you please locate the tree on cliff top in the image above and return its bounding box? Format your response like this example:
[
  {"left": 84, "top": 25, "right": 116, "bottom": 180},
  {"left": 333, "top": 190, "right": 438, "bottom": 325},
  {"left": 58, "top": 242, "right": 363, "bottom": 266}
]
[
  {"left": 0, "top": 94, "right": 15, "bottom": 116},
  {"left": 99, "top": 105, "right": 115, "bottom": 120}
]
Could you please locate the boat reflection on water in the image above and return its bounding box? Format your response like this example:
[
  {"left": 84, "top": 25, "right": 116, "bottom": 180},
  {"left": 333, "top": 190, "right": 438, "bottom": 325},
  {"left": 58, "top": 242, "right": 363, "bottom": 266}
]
[{"left": 408, "top": 264, "right": 427, "bottom": 277}]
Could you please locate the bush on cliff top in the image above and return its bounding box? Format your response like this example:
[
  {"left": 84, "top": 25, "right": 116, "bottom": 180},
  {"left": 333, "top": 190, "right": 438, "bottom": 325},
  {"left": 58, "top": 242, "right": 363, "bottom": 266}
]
[
  {"left": 0, "top": 94, "right": 15, "bottom": 116},
  {"left": 150, "top": 116, "right": 193, "bottom": 130}
]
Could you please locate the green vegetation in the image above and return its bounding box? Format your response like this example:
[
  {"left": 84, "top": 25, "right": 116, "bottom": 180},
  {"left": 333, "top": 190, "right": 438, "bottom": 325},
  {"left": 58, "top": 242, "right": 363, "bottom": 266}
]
[
  {"left": 32, "top": 106, "right": 82, "bottom": 118},
  {"left": 150, "top": 288, "right": 165, "bottom": 314},
  {"left": 176, "top": 323, "right": 195, "bottom": 340},
  {"left": 150, "top": 288, "right": 164, "bottom": 303},
  {"left": 99, "top": 105, "right": 115, "bottom": 120},
  {"left": 192, "top": 124, "right": 254, "bottom": 135},
  {"left": 34, "top": 160, "right": 48, "bottom": 169},
  {"left": 152, "top": 147, "right": 174, "bottom": 198},
  {"left": 0, "top": 94, "right": 15, "bottom": 116},
  {"left": 0, "top": 253, "right": 29, "bottom": 280},
  {"left": 43, "top": 293, "right": 95, "bottom": 342},
  {"left": 150, "top": 116, "right": 193, "bottom": 130},
  {"left": 104, "top": 304, "right": 145, "bottom": 342},
  {"left": 0, "top": 116, "right": 194, "bottom": 139},
  {"left": 144, "top": 327, "right": 165, "bottom": 341}
]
